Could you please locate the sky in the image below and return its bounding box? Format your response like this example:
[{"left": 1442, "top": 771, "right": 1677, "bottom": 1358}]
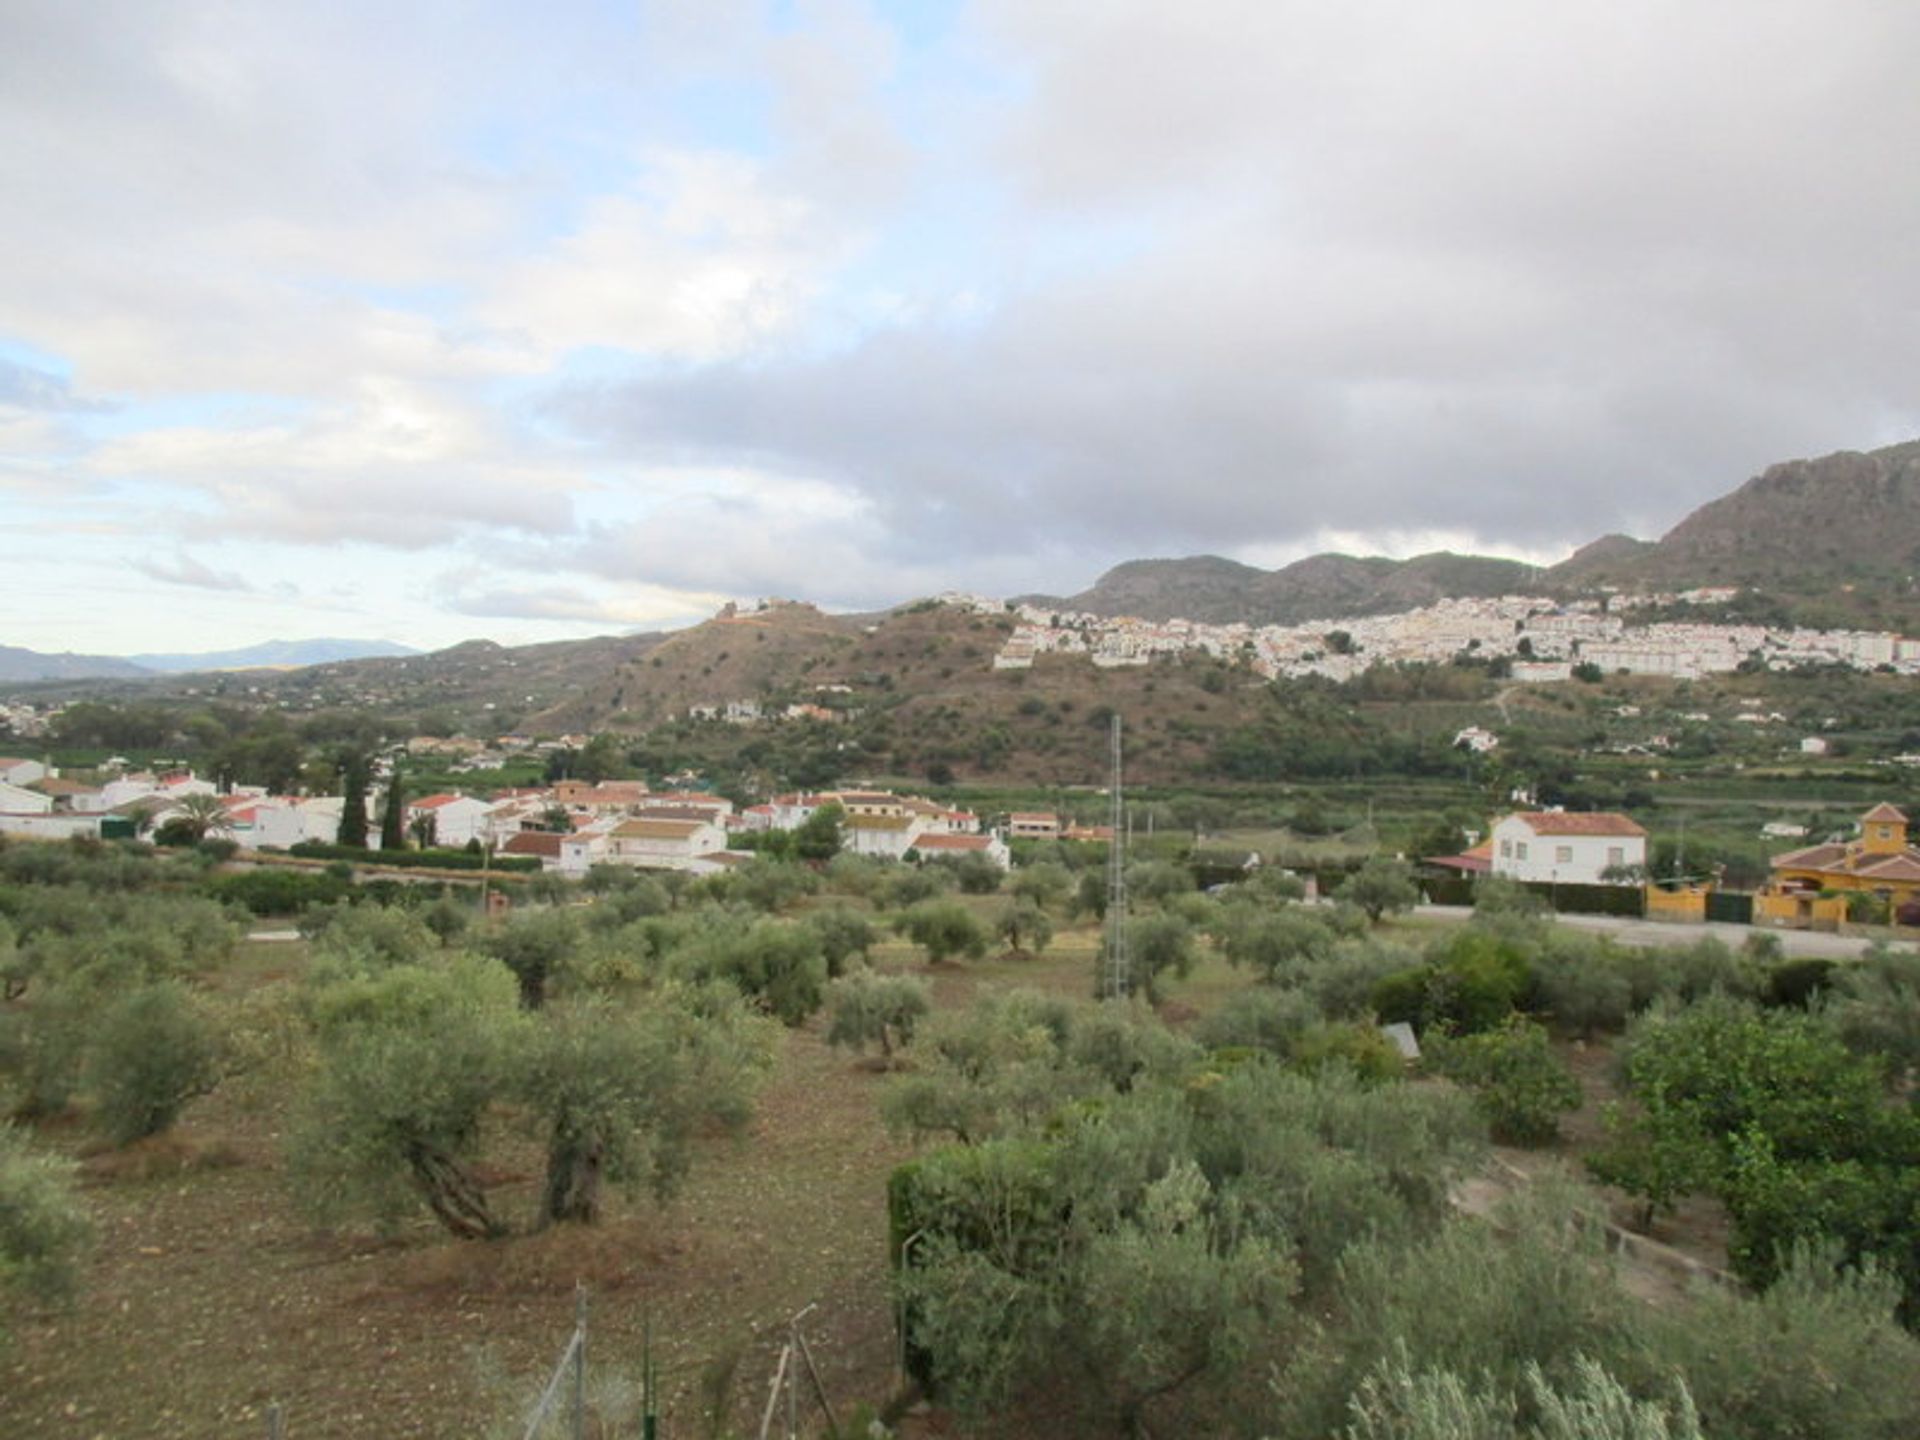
[{"left": 6, "top": 1, "right": 1920, "bottom": 657}]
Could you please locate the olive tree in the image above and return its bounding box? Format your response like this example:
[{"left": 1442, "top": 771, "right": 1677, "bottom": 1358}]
[
  {"left": 895, "top": 898, "right": 990, "bottom": 964},
  {"left": 0, "top": 1124, "right": 91, "bottom": 1310},
  {"left": 826, "top": 970, "right": 932, "bottom": 1062}
]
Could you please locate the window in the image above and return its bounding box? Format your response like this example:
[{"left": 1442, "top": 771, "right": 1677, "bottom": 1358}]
[
  {"left": 1499, "top": 839, "right": 1512, "bottom": 858},
  {"left": 1555, "top": 845, "right": 1573, "bottom": 864},
  {"left": 1515, "top": 842, "right": 1529, "bottom": 861},
  {"left": 1607, "top": 846, "right": 1624, "bottom": 868}
]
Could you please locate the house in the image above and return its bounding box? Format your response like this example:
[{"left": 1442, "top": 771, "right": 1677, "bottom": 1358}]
[
  {"left": 0, "top": 781, "right": 54, "bottom": 815},
  {"left": 1453, "top": 726, "right": 1500, "bottom": 754},
  {"left": 408, "top": 793, "right": 496, "bottom": 848},
  {"left": 1758, "top": 804, "right": 1920, "bottom": 925},
  {"left": 1489, "top": 812, "right": 1647, "bottom": 886},
  {"left": 1007, "top": 812, "right": 1062, "bottom": 840},
  {"left": 0, "top": 757, "right": 48, "bottom": 788},
  {"left": 603, "top": 817, "right": 726, "bottom": 871},
  {"left": 500, "top": 831, "right": 566, "bottom": 869},
  {"left": 908, "top": 832, "right": 1011, "bottom": 870},
  {"left": 844, "top": 813, "right": 925, "bottom": 860}
]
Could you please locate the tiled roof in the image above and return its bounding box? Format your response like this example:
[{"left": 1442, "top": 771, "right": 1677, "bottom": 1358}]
[
  {"left": 611, "top": 818, "right": 705, "bottom": 840},
  {"left": 1862, "top": 803, "right": 1910, "bottom": 824},
  {"left": 1509, "top": 812, "right": 1646, "bottom": 838},
  {"left": 911, "top": 834, "right": 991, "bottom": 851},
  {"left": 501, "top": 831, "right": 563, "bottom": 858}
]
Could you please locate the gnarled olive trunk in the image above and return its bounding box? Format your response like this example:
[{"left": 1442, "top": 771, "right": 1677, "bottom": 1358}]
[
  {"left": 403, "top": 1137, "right": 504, "bottom": 1240},
  {"left": 542, "top": 1124, "right": 605, "bottom": 1225}
]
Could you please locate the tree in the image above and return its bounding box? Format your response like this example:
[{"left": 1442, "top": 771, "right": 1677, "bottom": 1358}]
[
  {"left": 803, "top": 904, "right": 877, "bottom": 977},
  {"left": 1424, "top": 1017, "right": 1581, "bottom": 1147},
  {"left": 479, "top": 909, "right": 582, "bottom": 1010},
  {"left": 85, "top": 982, "right": 225, "bottom": 1145},
  {"left": 792, "top": 802, "right": 845, "bottom": 862},
  {"left": 0, "top": 1125, "right": 91, "bottom": 1309},
  {"left": 996, "top": 899, "right": 1055, "bottom": 957},
  {"left": 1099, "top": 911, "right": 1196, "bottom": 1001},
  {"left": 335, "top": 752, "right": 370, "bottom": 849},
  {"left": 826, "top": 970, "right": 931, "bottom": 1062},
  {"left": 290, "top": 956, "right": 525, "bottom": 1240},
  {"left": 523, "top": 989, "right": 768, "bottom": 1225},
  {"left": 1008, "top": 862, "right": 1071, "bottom": 912},
  {"left": 1337, "top": 857, "right": 1420, "bottom": 924},
  {"left": 895, "top": 898, "right": 990, "bottom": 964},
  {"left": 379, "top": 770, "right": 407, "bottom": 852},
  {"left": 158, "top": 792, "right": 233, "bottom": 846}
]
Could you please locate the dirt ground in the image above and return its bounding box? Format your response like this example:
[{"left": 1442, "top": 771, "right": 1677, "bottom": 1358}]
[{"left": 0, "top": 920, "right": 1741, "bottom": 1439}]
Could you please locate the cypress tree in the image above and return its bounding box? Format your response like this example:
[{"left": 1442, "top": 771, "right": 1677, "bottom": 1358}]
[
  {"left": 380, "top": 769, "right": 406, "bottom": 851},
  {"left": 337, "top": 753, "right": 370, "bottom": 849}
]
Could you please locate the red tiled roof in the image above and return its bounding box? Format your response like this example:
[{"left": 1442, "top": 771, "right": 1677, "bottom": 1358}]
[
  {"left": 501, "top": 831, "right": 563, "bottom": 858},
  {"left": 1509, "top": 812, "right": 1646, "bottom": 838},
  {"left": 1862, "top": 802, "right": 1909, "bottom": 824},
  {"left": 412, "top": 793, "right": 463, "bottom": 809}
]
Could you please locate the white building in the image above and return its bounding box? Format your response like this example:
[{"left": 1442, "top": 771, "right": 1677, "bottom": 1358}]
[
  {"left": 909, "top": 833, "right": 1011, "bottom": 870},
  {"left": 603, "top": 817, "right": 726, "bottom": 871},
  {"left": 0, "top": 757, "right": 48, "bottom": 787},
  {"left": 1490, "top": 812, "right": 1647, "bottom": 886},
  {"left": 407, "top": 793, "right": 497, "bottom": 847},
  {"left": 0, "top": 780, "right": 54, "bottom": 814}
]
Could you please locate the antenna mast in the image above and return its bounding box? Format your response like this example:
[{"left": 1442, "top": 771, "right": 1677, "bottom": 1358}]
[{"left": 1103, "top": 712, "right": 1128, "bottom": 999}]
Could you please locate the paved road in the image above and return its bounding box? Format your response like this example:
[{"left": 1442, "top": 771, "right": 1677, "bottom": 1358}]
[{"left": 1411, "top": 904, "right": 1894, "bottom": 960}]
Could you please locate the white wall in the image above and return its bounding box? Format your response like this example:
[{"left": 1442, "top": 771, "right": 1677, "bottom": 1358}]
[{"left": 1490, "top": 817, "right": 1645, "bottom": 886}]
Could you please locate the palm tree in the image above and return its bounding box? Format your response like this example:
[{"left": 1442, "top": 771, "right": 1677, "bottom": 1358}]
[{"left": 171, "top": 791, "right": 235, "bottom": 843}]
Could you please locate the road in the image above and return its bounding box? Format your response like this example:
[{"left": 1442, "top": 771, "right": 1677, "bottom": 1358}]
[{"left": 1411, "top": 904, "right": 1894, "bottom": 960}]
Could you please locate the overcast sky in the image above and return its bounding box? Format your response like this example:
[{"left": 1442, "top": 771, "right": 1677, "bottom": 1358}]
[{"left": 7, "top": 1, "right": 1919, "bottom": 655}]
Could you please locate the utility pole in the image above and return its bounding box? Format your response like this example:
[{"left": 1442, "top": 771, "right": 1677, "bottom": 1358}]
[{"left": 1103, "top": 713, "right": 1129, "bottom": 999}]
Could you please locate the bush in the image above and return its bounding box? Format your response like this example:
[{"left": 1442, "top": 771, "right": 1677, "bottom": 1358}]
[
  {"left": 205, "top": 867, "right": 351, "bottom": 916},
  {"left": 827, "top": 970, "right": 931, "bottom": 1061},
  {"left": 1424, "top": 1017, "right": 1581, "bottom": 1147},
  {"left": 895, "top": 898, "right": 990, "bottom": 963},
  {"left": 0, "top": 1124, "right": 90, "bottom": 1307},
  {"left": 85, "top": 982, "right": 225, "bottom": 1145}
]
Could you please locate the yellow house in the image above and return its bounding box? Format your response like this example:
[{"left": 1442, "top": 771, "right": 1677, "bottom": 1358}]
[{"left": 1757, "top": 803, "right": 1920, "bottom": 926}]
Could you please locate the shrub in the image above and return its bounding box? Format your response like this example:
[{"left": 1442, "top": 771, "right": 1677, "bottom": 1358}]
[
  {"left": 1424, "top": 1017, "right": 1581, "bottom": 1147},
  {"left": 895, "top": 898, "right": 989, "bottom": 964},
  {"left": 0, "top": 1124, "right": 90, "bottom": 1307},
  {"left": 826, "top": 970, "right": 931, "bottom": 1061},
  {"left": 85, "top": 982, "right": 225, "bottom": 1145}
]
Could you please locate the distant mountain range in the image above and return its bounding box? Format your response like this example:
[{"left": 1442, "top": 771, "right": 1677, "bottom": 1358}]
[
  {"left": 8, "top": 440, "right": 1920, "bottom": 707},
  {"left": 1027, "top": 440, "right": 1920, "bottom": 630},
  {"left": 0, "top": 637, "right": 417, "bottom": 683}
]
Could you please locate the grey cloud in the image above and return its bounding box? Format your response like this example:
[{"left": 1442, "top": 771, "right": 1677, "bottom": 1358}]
[
  {"left": 131, "top": 552, "right": 252, "bottom": 593},
  {"left": 546, "top": 2, "right": 1920, "bottom": 590}
]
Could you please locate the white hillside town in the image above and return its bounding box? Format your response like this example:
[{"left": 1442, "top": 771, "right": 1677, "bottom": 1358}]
[{"left": 988, "top": 589, "right": 1920, "bottom": 681}]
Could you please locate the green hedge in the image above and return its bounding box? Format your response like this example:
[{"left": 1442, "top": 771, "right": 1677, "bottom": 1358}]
[{"left": 286, "top": 842, "right": 541, "bottom": 873}]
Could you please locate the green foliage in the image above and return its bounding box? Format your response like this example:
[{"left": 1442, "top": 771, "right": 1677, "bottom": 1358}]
[
  {"left": 1006, "top": 862, "right": 1070, "bottom": 911},
  {"left": 894, "top": 897, "right": 989, "bottom": 963},
  {"left": 85, "top": 982, "right": 225, "bottom": 1145},
  {"left": 723, "top": 858, "right": 819, "bottom": 914},
  {"left": 206, "top": 866, "right": 351, "bottom": 916},
  {"left": 0, "top": 1124, "right": 91, "bottom": 1308},
  {"left": 679, "top": 918, "right": 828, "bottom": 1026},
  {"left": 1291, "top": 1021, "right": 1406, "bottom": 1084},
  {"left": 994, "top": 898, "right": 1053, "bottom": 956},
  {"left": 1425, "top": 1017, "right": 1581, "bottom": 1147},
  {"left": 1653, "top": 1243, "right": 1920, "bottom": 1440},
  {"left": 1344, "top": 1355, "right": 1703, "bottom": 1440},
  {"left": 791, "top": 802, "right": 845, "bottom": 862},
  {"left": 523, "top": 988, "right": 770, "bottom": 1224},
  {"left": 801, "top": 903, "right": 877, "bottom": 977},
  {"left": 826, "top": 970, "right": 932, "bottom": 1061},
  {"left": 290, "top": 954, "right": 526, "bottom": 1239},
  {"left": 1126, "top": 859, "right": 1195, "bottom": 904},
  {"left": 1212, "top": 902, "right": 1340, "bottom": 982},
  {"left": 1338, "top": 857, "right": 1421, "bottom": 923},
  {"left": 936, "top": 852, "right": 1005, "bottom": 895},
  {"left": 1196, "top": 986, "right": 1323, "bottom": 1057},
  {"left": 885, "top": 863, "right": 957, "bottom": 908},
  {"left": 882, "top": 988, "right": 1078, "bottom": 1143},
  {"left": 1528, "top": 931, "right": 1633, "bottom": 1038},
  {"left": 1067, "top": 1000, "right": 1199, "bottom": 1093},
  {"left": 1474, "top": 875, "right": 1550, "bottom": 917},
  {"left": 1098, "top": 909, "right": 1195, "bottom": 1002},
  {"left": 1821, "top": 940, "right": 1920, "bottom": 1076},
  {"left": 478, "top": 907, "right": 581, "bottom": 1009}
]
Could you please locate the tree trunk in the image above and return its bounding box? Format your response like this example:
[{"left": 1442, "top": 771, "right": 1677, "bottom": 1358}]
[
  {"left": 404, "top": 1138, "right": 504, "bottom": 1240},
  {"left": 543, "top": 1128, "right": 605, "bottom": 1225}
]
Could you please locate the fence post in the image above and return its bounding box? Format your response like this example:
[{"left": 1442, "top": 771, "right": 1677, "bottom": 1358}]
[
  {"left": 573, "top": 1284, "right": 588, "bottom": 1440},
  {"left": 266, "top": 1401, "right": 284, "bottom": 1440}
]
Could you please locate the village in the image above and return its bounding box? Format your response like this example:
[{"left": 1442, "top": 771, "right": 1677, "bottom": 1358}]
[{"left": 987, "top": 588, "right": 1920, "bottom": 681}]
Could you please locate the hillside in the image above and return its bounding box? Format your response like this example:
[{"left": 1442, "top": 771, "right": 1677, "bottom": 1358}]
[
  {"left": 127, "top": 637, "right": 417, "bottom": 672},
  {"left": 1031, "top": 550, "right": 1541, "bottom": 625},
  {"left": 0, "top": 644, "right": 151, "bottom": 682}
]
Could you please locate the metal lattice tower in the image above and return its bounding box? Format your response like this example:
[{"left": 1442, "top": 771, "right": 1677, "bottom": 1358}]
[{"left": 1103, "top": 712, "right": 1129, "bottom": 998}]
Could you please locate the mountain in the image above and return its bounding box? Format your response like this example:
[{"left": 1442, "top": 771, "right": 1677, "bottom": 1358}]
[
  {"left": 127, "top": 638, "right": 419, "bottom": 672},
  {"left": 1028, "top": 550, "right": 1541, "bottom": 625},
  {"left": 0, "top": 645, "right": 152, "bottom": 682}
]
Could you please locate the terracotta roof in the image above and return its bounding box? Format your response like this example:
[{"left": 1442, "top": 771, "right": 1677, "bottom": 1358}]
[
  {"left": 847, "top": 814, "right": 914, "bottom": 831},
  {"left": 501, "top": 831, "right": 563, "bottom": 858},
  {"left": 1771, "top": 842, "right": 1852, "bottom": 870},
  {"left": 641, "top": 804, "right": 718, "bottom": 823},
  {"left": 1862, "top": 803, "right": 1910, "bottom": 824},
  {"left": 911, "top": 834, "right": 992, "bottom": 851},
  {"left": 412, "top": 793, "right": 464, "bottom": 809},
  {"left": 1509, "top": 812, "right": 1646, "bottom": 838},
  {"left": 1856, "top": 854, "right": 1920, "bottom": 882}
]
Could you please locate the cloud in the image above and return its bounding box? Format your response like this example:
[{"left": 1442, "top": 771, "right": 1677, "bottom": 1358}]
[
  {"left": 130, "top": 551, "right": 254, "bottom": 593},
  {"left": 88, "top": 380, "right": 581, "bottom": 548},
  {"left": 440, "top": 577, "right": 720, "bottom": 629},
  {"left": 546, "top": 1, "right": 1920, "bottom": 591}
]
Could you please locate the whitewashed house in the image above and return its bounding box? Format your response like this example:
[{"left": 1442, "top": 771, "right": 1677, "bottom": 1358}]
[
  {"left": 604, "top": 817, "right": 726, "bottom": 871},
  {"left": 909, "top": 832, "right": 1011, "bottom": 870},
  {"left": 0, "top": 757, "right": 48, "bottom": 787},
  {"left": 1490, "top": 812, "right": 1647, "bottom": 886},
  {"left": 407, "top": 793, "right": 496, "bottom": 848},
  {"left": 0, "top": 780, "right": 54, "bottom": 815}
]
